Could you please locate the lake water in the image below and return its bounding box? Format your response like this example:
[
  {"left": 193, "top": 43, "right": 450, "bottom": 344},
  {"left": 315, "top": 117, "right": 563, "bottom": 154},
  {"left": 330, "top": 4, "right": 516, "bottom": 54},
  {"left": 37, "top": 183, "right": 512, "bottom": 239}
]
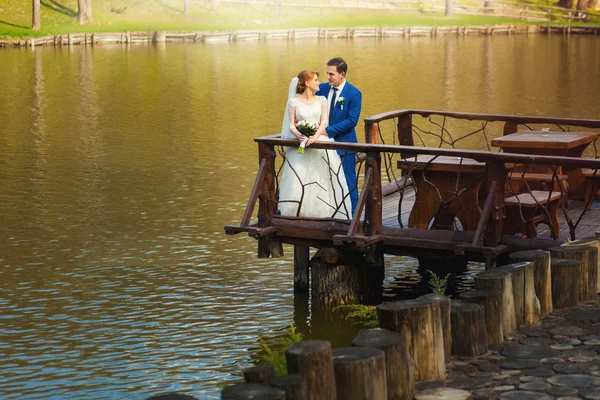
[{"left": 1, "top": 34, "right": 599, "bottom": 399}]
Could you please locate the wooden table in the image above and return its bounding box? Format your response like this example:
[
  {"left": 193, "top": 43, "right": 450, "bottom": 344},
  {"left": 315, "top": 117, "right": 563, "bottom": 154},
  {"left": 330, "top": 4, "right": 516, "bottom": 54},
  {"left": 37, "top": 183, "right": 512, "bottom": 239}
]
[
  {"left": 397, "top": 155, "right": 486, "bottom": 231},
  {"left": 491, "top": 131, "right": 599, "bottom": 199}
]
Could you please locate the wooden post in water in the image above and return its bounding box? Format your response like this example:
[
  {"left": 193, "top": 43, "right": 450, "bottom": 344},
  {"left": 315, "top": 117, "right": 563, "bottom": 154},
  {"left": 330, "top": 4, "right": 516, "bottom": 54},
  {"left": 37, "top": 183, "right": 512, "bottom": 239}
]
[
  {"left": 352, "top": 328, "right": 414, "bottom": 400},
  {"left": 474, "top": 269, "right": 517, "bottom": 336},
  {"left": 285, "top": 340, "right": 336, "bottom": 400},
  {"left": 270, "top": 374, "right": 308, "bottom": 400},
  {"left": 551, "top": 259, "right": 582, "bottom": 309},
  {"left": 310, "top": 251, "right": 384, "bottom": 309},
  {"left": 561, "top": 237, "right": 600, "bottom": 292},
  {"left": 450, "top": 301, "right": 488, "bottom": 356},
  {"left": 460, "top": 289, "right": 503, "bottom": 345},
  {"left": 377, "top": 299, "right": 446, "bottom": 381},
  {"left": 510, "top": 250, "right": 553, "bottom": 317},
  {"left": 419, "top": 293, "right": 451, "bottom": 362},
  {"left": 294, "top": 245, "right": 309, "bottom": 291},
  {"left": 497, "top": 261, "right": 541, "bottom": 327},
  {"left": 222, "top": 383, "right": 285, "bottom": 399},
  {"left": 332, "top": 347, "right": 387, "bottom": 400},
  {"left": 550, "top": 245, "right": 598, "bottom": 302},
  {"left": 243, "top": 364, "right": 276, "bottom": 384}
]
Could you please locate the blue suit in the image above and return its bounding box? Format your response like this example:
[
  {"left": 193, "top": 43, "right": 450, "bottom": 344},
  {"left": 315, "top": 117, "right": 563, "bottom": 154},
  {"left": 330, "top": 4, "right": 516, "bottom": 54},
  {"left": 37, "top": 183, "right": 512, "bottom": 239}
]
[{"left": 316, "top": 81, "right": 362, "bottom": 215}]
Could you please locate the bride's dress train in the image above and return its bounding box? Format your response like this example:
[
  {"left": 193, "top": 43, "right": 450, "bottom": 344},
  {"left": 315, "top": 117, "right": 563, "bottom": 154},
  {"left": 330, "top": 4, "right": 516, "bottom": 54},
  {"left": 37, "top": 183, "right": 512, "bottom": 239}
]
[{"left": 279, "top": 96, "right": 352, "bottom": 219}]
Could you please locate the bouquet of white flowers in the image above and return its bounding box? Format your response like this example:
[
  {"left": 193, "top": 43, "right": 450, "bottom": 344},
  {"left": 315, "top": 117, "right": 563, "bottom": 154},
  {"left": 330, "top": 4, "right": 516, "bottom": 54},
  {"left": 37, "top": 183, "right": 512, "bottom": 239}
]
[{"left": 296, "top": 120, "right": 318, "bottom": 154}]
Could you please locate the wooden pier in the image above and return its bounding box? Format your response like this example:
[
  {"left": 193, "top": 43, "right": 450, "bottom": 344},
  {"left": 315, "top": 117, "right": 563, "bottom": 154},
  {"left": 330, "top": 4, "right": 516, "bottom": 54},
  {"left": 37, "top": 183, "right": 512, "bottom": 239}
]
[
  {"left": 225, "top": 109, "right": 600, "bottom": 273},
  {"left": 222, "top": 109, "right": 600, "bottom": 400}
]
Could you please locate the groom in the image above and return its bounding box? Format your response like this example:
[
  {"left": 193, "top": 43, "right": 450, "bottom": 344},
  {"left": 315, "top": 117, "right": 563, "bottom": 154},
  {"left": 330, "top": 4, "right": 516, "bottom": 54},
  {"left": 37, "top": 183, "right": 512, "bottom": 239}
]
[{"left": 317, "top": 57, "right": 362, "bottom": 215}]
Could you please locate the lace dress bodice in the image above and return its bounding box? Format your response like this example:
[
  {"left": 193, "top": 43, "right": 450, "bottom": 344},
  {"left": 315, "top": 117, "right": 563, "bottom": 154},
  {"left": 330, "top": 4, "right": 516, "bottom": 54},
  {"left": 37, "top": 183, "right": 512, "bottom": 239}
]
[{"left": 289, "top": 96, "right": 328, "bottom": 129}]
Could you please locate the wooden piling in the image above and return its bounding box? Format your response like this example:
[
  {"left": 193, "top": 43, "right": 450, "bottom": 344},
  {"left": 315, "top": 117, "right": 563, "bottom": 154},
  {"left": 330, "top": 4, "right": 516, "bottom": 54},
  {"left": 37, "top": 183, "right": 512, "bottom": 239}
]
[
  {"left": 294, "top": 245, "right": 309, "bottom": 290},
  {"left": 551, "top": 259, "right": 582, "bottom": 309},
  {"left": 222, "top": 383, "right": 285, "bottom": 399},
  {"left": 269, "top": 374, "right": 308, "bottom": 400},
  {"left": 285, "top": 340, "right": 336, "bottom": 400},
  {"left": 497, "top": 261, "right": 541, "bottom": 326},
  {"left": 550, "top": 245, "right": 598, "bottom": 302},
  {"left": 419, "top": 293, "right": 451, "bottom": 363},
  {"left": 474, "top": 269, "right": 517, "bottom": 336},
  {"left": 243, "top": 364, "right": 276, "bottom": 384},
  {"left": 352, "top": 328, "right": 415, "bottom": 400},
  {"left": 377, "top": 299, "right": 446, "bottom": 381},
  {"left": 450, "top": 301, "right": 488, "bottom": 356},
  {"left": 561, "top": 237, "right": 600, "bottom": 292},
  {"left": 332, "top": 347, "right": 387, "bottom": 400},
  {"left": 459, "top": 289, "right": 503, "bottom": 345},
  {"left": 510, "top": 250, "right": 553, "bottom": 317}
]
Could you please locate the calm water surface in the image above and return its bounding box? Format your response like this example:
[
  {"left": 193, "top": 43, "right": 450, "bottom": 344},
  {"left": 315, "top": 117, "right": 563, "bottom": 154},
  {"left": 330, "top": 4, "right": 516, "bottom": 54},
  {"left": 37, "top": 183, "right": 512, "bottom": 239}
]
[{"left": 1, "top": 35, "right": 600, "bottom": 399}]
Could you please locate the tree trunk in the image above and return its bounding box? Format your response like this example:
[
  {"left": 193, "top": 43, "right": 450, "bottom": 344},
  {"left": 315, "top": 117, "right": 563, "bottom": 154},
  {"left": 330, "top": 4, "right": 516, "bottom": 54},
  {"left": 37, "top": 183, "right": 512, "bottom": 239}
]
[
  {"left": 450, "top": 301, "right": 488, "bottom": 357},
  {"left": 577, "top": 0, "right": 588, "bottom": 18},
  {"left": 78, "top": 0, "right": 93, "bottom": 24},
  {"left": 558, "top": 0, "right": 573, "bottom": 8},
  {"left": 474, "top": 269, "right": 517, "bottom": 336},
  {"left": 285, "top": 340, "right": 336, "bottom": 400},
  {"left": 32, "top": 0, "right": 41, "bottom": 30},
  {"left": 184, "top": 0, "right": 190, "bottom": 14},
  {"left": 445, "top": 0, "right": 453, "bottom": 16}
]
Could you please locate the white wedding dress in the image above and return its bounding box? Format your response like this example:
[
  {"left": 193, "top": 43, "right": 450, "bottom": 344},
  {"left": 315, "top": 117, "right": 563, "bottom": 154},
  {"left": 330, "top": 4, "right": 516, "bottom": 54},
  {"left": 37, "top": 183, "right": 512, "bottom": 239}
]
[{"left": 279, "top": 95, "right": 352, "bottom": 219}]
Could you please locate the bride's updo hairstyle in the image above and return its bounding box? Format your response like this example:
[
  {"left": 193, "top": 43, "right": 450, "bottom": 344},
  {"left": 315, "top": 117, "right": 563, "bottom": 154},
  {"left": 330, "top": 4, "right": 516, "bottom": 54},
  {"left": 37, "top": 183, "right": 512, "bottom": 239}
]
[{"left": 296, "top": 70, "right": 320, "bottom": 94}]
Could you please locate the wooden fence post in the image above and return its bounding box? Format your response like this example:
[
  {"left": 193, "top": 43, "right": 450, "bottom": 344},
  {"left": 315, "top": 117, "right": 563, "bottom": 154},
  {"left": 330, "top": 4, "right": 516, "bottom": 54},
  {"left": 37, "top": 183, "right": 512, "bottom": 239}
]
[
  {"left": 483, "top": 160, "right": 506, "bottom": 248},
  {"left": 257, "top": 142, "right": 282, "bottom": 258},
  {"left": 364, "top": 151, "right": 382, "bottom": 237}
]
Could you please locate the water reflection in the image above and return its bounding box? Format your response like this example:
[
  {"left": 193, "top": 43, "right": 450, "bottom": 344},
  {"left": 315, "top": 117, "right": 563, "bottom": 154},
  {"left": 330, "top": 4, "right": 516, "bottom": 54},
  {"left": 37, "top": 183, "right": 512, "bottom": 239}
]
[{"left": 0, "top": 35, "right": 599, "bottom": 399}]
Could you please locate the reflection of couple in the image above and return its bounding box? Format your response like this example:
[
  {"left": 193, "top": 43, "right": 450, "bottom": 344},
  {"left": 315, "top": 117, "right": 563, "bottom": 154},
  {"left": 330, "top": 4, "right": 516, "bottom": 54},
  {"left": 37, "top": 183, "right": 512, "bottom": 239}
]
[{"left": 279, "top": 57, "right": 362, "bottom": 219}]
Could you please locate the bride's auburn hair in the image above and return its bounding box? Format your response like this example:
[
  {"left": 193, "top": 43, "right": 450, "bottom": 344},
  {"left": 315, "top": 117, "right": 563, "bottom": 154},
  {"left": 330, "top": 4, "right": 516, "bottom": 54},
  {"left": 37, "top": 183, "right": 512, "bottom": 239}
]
[{"left": 296, "top": 70, "right": 320, "bottom": 94}]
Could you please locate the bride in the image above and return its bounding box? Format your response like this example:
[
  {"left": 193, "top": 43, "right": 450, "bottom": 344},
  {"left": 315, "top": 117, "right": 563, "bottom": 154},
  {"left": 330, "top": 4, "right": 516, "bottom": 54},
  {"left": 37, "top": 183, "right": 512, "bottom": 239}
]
[{"left": 278, "top": 70, "right": 352, "bottom": 219}]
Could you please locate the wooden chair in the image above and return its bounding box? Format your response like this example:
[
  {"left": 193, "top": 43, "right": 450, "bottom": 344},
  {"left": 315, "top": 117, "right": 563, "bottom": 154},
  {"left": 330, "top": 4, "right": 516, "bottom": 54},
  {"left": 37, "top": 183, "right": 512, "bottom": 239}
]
[
  {"left": 503, "top": 190, "right": 561, "bottom": 239},
  {"left": 582, "top": 169, "right": 600, "bottom": 210}
]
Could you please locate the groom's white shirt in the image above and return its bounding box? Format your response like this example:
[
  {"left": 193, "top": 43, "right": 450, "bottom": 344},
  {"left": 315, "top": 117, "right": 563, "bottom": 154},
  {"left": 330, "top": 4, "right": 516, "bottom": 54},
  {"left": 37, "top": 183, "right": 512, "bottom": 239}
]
[{"left": 327, "top": 80, "right": 347, "bottom": 114}]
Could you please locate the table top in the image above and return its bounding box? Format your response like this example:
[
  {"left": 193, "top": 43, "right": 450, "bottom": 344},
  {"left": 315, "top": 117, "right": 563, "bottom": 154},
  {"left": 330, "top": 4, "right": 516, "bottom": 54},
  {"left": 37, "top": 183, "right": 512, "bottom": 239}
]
[
  {"left": 397, "top": 155, "right": 486, "bottom": 173},
  {"left": 491, "top": 131, "right": 599, "bottom": 150}
]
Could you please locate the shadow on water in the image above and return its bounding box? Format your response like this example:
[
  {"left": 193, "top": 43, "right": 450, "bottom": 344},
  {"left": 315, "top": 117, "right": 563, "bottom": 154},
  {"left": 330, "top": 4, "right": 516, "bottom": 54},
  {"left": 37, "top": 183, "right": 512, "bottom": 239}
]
[{"left": 292, "top": 255, "right": 485, "bottom": 348}]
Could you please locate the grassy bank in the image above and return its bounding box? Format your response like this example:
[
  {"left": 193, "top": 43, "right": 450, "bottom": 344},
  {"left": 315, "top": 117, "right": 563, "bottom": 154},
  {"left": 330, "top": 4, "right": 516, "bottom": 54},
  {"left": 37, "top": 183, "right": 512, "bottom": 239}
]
[{"left": 1, "top": 0, "right": 598, "bottom": 39}]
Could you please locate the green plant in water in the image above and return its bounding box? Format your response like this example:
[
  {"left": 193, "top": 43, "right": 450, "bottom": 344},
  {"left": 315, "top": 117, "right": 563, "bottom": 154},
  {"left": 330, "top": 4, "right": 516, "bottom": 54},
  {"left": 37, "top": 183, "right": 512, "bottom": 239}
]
[
  {"left": 334, "top": 304, "right": 379, "bottom": 328},
  {"left": 426, "top": 270, "right": 452, "bottom": 294},
  {"left": 256, "top": 324, "right": 303, "bottom": 375}
]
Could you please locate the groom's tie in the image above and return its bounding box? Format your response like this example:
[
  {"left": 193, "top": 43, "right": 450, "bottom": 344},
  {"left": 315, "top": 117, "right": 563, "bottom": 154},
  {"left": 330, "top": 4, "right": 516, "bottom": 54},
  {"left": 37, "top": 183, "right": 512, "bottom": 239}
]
[{"left": 329, "top": 87, "right": 338, "bottom": 120}]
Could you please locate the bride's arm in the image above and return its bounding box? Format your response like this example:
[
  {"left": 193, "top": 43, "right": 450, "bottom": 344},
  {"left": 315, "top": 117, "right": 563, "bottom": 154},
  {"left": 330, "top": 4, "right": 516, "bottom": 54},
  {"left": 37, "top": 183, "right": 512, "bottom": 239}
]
[
  {"left": 288, "top": 102, "right": 306, "bottom": 141},
  {"left": 307, "top": 97, "right": 328, "bottom": 146}
]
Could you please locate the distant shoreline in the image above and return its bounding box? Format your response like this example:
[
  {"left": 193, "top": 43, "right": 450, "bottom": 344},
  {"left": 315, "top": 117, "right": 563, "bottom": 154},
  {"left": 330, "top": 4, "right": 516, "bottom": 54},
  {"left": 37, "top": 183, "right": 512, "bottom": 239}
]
[{"left": 1, "top": 24, "right": 599, "bottom": 48}]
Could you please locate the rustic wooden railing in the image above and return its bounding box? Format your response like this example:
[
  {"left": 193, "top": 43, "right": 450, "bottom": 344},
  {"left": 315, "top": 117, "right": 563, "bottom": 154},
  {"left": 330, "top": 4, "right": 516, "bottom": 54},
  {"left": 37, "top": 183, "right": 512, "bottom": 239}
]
[{"left": 225, "top": 127, "right": 600, "bottom": 262}]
